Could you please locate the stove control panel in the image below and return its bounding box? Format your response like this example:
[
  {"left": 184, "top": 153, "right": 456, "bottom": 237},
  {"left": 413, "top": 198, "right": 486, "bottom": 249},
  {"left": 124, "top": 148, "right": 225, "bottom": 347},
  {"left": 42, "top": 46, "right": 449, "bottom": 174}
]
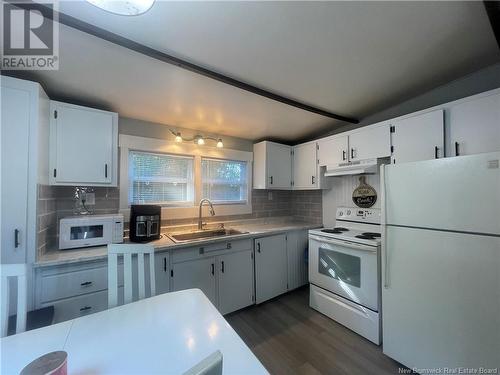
[{"left": 336, "top": 207, "right": 381, "bottom": 224}]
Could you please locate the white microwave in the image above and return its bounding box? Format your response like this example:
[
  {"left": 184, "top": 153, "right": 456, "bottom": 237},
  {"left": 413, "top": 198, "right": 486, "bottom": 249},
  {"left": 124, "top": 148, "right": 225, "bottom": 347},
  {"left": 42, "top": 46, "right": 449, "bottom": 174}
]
[{"left": 59, "top": 214, "right": 124, "bottom": 250}]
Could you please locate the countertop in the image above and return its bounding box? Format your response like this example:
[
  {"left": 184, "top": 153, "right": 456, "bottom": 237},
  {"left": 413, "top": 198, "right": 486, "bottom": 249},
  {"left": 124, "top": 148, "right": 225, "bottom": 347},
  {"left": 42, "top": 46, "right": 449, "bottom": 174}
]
[
  {"left": 1, "top": 289, "right": 268, "bottom": 375},
  {"left": 36, "top": 217, "right": 320, "bottom": 268}
]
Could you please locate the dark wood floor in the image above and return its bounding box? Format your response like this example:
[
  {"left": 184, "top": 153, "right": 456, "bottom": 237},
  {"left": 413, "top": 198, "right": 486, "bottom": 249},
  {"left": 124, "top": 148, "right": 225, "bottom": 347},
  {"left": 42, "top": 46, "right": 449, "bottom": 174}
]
[{"left": 226, "top": 286, "right": 403, "bottom": 375}]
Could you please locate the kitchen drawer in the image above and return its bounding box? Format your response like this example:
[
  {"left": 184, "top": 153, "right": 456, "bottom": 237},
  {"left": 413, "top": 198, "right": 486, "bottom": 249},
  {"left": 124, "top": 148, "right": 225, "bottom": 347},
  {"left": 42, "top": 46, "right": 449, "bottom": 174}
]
[
  {"left": 44, "top": 288, "right": 121, "bottom": 323},
  {"left": 40, "top": 265, "right": 124, "bottom": 303},
  {"left": 172, "top": 238, "right": 252, "bottom": 263}
]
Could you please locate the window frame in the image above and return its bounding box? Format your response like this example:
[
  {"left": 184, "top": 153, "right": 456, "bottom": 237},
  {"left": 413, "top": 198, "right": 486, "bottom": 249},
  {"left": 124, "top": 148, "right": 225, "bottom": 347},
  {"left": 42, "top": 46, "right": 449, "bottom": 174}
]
[
  {"left": 201, "top": 157, "right": 249, "bottom": 205},
  {"left": 119, "top": 135, "right": 253, "bottom": 221}
]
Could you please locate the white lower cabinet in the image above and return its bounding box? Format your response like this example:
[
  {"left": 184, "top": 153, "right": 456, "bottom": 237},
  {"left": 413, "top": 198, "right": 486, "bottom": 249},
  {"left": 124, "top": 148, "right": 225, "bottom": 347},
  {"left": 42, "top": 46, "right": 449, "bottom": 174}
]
[
  {"left": 286, "top": 230, "right": 309, "bottom": 290},
  {"left": 255, "top": 231, "right": 310, "bottom": 304},
  {"left": 36, "top": 231, "right": 309, "bottom": 321},
  {"left": 218, "top": 250, "right": 254, "bottom": 315},
  {"left": 46, "top": 289, "right": 117, "bottom": 323},
  {"left": 171, "top": 239, "right": 255, "bottom": 314},
  {"left": 155, "top": 252, "right": 171, "bottom": 296},
  {"left": 172, "top": 257, "right": 217, "bottom": 306},
  {"left": 255, "top": 234, "right": 288, "bottom": 304},
  {"left": 36, "top": 252, "right": 170, "bottom": 323}
]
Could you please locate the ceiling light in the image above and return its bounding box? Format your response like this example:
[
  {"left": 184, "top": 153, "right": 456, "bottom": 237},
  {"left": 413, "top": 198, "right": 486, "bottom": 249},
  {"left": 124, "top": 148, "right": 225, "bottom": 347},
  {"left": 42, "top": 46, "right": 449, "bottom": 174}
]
[
  {"left": 197, "top": 137, "right": 205, "bottom": 146},
  {"left": 86, "top": 0, "right": 155, "bottom": 16},
  {"left": 175, "top": 133, "right": 182, "bottom": 143},
  {"left": 216, "top": 139, "right": 224, "bottom": 148}
]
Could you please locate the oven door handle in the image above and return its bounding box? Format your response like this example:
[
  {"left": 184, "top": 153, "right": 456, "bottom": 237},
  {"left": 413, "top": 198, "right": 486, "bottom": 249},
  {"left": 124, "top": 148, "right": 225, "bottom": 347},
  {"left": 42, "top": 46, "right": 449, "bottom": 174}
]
[{"left": 309, "top": 235, "right": 377, "bottom": 253}]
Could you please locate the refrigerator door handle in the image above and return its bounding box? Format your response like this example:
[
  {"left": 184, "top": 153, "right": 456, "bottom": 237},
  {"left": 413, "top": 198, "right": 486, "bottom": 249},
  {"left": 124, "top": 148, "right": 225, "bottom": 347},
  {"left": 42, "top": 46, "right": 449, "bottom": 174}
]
[
  {"left": 384, "top": 240, "right": 390, "bottom": 289},
  {"left": 380, "top": 166, "right": 390, "bottom": 289}
]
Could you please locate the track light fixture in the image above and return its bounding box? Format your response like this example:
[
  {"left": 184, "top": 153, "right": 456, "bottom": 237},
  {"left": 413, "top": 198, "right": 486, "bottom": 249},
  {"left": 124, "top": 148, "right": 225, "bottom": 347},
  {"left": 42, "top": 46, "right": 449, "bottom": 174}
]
[
  {"left": 169, "top": 129, "right": 223, "bottom": 148},
  {"left": 86, "top": 0, "right": 155, "bottom": 16}
]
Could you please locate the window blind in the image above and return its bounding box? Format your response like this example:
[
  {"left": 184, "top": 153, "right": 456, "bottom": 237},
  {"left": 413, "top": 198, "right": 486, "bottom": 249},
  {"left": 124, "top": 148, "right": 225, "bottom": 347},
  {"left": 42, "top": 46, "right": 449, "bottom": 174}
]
[
  {"left": 202, "top": 158, "right": 248, "bottom": 203},
  {"left": 129, "top": 151, "right": 194, "bottom": 205}
]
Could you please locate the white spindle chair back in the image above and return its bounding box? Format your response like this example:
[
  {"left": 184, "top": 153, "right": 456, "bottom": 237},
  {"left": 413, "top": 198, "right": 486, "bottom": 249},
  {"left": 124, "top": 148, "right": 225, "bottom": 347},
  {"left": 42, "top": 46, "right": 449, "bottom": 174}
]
[
  {"left": 107, "top": 244, "right": 156, "bottom": 308},
  {"left": 1, "top": 264, "right": 27, "bottom": 337}
]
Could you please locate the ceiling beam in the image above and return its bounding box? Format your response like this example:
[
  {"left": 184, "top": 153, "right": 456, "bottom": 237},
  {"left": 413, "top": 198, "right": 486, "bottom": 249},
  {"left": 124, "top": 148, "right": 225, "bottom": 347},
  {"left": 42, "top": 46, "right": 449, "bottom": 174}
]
[
  {"left": 10, "top": 1, "right": 359, "bottom": 124},
  {"left": 484, "top": 1, "right": 500, "bottom": 50}
]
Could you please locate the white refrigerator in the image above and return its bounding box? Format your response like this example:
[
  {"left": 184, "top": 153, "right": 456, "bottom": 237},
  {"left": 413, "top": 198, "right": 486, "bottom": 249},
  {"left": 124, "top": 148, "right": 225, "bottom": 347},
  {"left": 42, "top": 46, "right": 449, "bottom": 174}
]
[{"left": 381, "top": 151, "right": 500, "bottom": 370}]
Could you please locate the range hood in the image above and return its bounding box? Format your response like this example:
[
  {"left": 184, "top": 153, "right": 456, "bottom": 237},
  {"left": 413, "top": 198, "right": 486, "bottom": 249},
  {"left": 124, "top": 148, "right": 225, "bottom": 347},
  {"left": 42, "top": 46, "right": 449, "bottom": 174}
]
[{"left": 324, "top": 158, "right": 380, "bottom": 177}]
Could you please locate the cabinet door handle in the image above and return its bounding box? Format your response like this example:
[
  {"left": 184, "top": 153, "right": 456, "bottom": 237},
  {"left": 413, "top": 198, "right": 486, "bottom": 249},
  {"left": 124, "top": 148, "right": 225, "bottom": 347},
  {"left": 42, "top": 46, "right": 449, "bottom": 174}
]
[
  {"left": 311, "top": 176, "right": 315, "bottom": 184},
  {"left": 14, "top": 229, "right": 20, "bottom": 248},
  {"left": 269, "top": 176, "right": 273, "bottom": 185},
  {"left": 351, "top": 148, "right": 355, "bottom": 159},
  {"left": 257, "top": 242, "right": 261, "bottom": 253},
  {"left": 226, "top": 242, "right": 232, "bottom": 249},
  {"left": 80, "top": 306, "right": 92, "bottom": 312},
  {"left": 80, "top": 281, "right": 92, "bottom": 287},
  {"left": 455, "top": 142, "right": 460, "bottom": 156},
  {"left": 342, "top": 150, "right": 346, "bottom": 161},
  {"left": 434, "top": 146, "right": 439, "bottom": 159},
  {"left": 163, "top": 257, "right": 167, "bottom": 272},
  {"left": 221, "top": 261, "right": 225, "bottom": 273},
  {"left": 211, "top": 263, "right": 215, "bottom": 275},
  {"left": 105, "top": 163, "right": 108, "bottom": 178}
]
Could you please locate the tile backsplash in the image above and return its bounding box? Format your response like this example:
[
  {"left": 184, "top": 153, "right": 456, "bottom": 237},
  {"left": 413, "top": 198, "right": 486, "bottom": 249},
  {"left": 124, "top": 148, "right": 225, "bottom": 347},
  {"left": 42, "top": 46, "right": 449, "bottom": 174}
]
[
  {"left": 53, "top": 186, "right": 120, "bottom": 219},
  {"left": 37, "top": 185, "right": 57, "bottom": 258},
  {"left": 37, "top": 186, "right": 322, "bottom": 255}
]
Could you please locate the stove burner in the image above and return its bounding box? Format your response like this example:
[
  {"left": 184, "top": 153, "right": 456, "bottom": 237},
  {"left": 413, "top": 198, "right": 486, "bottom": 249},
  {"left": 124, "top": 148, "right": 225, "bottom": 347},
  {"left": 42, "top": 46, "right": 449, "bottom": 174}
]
[
  {"left": 321, "top": 227, "right": 350, "bottom": 234},
  {"left": 321, "top": 229, "right": 344, "bottom": 234},
  {"left": 362, "top": 232, "right": 381, "bottom": 238},
  {"left": 355, "top": 234, "right": 376, "bottom": 240}
]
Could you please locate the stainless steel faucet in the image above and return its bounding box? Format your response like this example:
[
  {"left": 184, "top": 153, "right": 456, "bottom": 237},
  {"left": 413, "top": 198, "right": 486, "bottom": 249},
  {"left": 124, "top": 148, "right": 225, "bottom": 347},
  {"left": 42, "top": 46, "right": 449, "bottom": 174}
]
[{"left": 198, "top": 198, "right": 215, "bottom": 230}]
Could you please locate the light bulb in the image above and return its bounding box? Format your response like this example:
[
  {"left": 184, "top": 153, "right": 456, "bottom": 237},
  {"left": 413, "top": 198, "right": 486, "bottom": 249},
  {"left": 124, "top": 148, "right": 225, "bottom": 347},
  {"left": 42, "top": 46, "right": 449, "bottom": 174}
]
[
  {"left": 197, "top": 137, "right": 205, "bottom": 145},
  {"left": 216, "top": 139, "right": 223, "bottom": 148},
  {"left": 175, "top": 133, "right": 182, "bottom": 143}
]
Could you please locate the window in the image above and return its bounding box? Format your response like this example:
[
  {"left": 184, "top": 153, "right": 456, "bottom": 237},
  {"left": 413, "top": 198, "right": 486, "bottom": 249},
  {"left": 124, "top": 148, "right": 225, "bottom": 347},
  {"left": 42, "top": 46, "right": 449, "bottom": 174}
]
[
  {"left": 129, "top": 151, "right": 194, "bottom": 206},
  {"left": 202, "top": 158, "right": 248, "bottom": 204}
]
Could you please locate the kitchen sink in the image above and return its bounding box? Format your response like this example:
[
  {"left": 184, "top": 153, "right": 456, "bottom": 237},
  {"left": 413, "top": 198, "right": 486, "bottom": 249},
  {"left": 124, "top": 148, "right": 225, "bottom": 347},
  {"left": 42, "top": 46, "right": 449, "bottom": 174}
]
[{"left": 166, "top": 228, "right": 248, "bottom": 243}]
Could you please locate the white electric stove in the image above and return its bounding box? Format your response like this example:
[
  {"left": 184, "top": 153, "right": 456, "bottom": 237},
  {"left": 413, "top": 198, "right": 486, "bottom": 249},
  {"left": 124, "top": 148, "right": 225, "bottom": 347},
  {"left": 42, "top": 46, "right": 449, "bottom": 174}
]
[{"left": 308, "top": 206, "right": 382, "bottom": 344}]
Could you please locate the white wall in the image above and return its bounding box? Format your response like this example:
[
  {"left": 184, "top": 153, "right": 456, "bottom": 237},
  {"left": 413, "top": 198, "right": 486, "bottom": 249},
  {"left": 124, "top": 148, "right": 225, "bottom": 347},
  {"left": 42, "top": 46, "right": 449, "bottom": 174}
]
[{"left": 322, "top": 173, "right": 381, "bottom": 227}]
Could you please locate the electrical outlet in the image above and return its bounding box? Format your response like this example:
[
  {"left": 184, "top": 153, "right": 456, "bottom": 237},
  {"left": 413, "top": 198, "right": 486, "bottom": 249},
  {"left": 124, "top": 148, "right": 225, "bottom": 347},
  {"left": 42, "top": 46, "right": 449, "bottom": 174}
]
[
  {"left": 84, "top": 192, "right": 95, "bottom": 205},
  {"left": 268, "top": 192, "right": 273, "bottom": 201}
]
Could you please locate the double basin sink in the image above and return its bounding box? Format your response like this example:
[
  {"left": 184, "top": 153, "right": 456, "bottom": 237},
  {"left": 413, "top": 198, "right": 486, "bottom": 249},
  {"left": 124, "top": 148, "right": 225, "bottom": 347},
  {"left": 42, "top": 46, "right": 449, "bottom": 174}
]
[{"left": 166, "top": 228, "right": 248, "bottom": 243}]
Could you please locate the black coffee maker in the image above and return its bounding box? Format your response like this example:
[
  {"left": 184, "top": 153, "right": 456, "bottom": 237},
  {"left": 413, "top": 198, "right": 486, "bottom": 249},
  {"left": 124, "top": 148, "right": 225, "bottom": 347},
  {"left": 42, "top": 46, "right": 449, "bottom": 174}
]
[{"left": 129, "top": 205, "right": 161, "bottom": 242}]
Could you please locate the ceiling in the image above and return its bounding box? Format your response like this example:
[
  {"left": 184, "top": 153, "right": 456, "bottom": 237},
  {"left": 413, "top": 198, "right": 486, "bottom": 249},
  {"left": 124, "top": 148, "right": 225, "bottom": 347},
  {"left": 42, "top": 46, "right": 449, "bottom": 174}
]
[{"left": 10, "top": 1, "right": 500, "bottom": 142}]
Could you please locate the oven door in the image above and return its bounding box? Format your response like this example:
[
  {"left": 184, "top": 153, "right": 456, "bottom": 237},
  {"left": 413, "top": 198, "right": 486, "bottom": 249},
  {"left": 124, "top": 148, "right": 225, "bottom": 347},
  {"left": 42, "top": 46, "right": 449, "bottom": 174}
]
[{"left": 309, "top": 234, "right": 379, "bottom": 311}]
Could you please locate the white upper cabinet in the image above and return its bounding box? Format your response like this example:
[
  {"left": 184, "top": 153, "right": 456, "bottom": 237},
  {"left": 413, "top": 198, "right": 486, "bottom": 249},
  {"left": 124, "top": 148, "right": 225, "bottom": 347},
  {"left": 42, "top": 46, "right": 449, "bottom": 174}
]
[
  {"left": 49, "top": 101, "right": 118, "bottom": 186},
  {"left": 253, "top": 141, "right": 292, "bottom": 189},
  {"left": 1, "top": 77, "right": 49, "bottom": 264},
  {"left": 292, "top": 142, "right": 318, "bottom": 189},
  {"left": 317, "top": 135, "right": 349, "bottom": 166},
  {"left": 2, "top": 82, "right": 31, "bottom": 263},
  {"left": 391, "top": 110, "right": 444, "bottom": 164},
  {"left": 448, "top": 92, "right": 500, "bottom": 157},
  {"left": 348, "top": 123, "right": 391, "bottom": 161}
]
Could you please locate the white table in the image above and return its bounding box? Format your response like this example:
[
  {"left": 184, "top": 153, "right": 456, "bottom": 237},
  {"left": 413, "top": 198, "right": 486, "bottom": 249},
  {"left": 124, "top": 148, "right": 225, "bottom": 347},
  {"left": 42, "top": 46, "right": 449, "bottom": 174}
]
[{"left": 1, "top": 289, "right": 268, "bottom": 374}]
